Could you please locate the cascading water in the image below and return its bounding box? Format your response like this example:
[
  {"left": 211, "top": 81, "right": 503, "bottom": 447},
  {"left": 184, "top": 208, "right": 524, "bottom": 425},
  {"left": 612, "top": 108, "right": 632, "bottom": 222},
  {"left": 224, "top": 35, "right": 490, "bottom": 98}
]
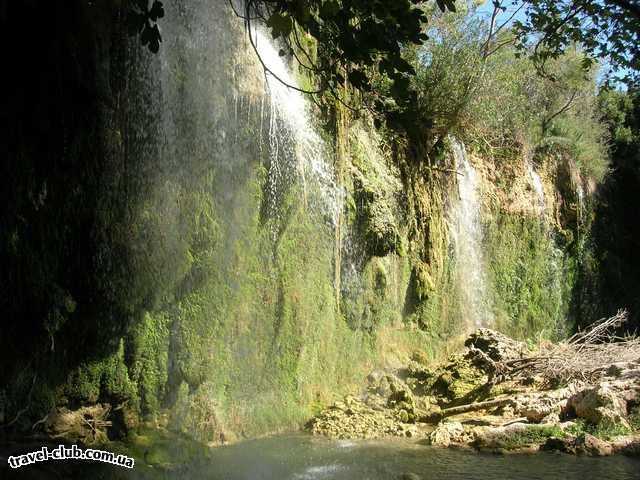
[
  {"left": 250, "top": 31, "right": 342, "bottom": 231},
  {"left": 449, "top": 139, "right": 493, "bottom": 329},
  {"left": 527, "top": 162, "right": 546, "bottom": 215}
]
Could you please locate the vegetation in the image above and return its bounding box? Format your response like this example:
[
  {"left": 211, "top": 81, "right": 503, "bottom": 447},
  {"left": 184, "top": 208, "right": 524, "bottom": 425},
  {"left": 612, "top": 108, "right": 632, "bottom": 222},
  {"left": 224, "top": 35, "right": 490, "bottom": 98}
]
[{"left": 2, "top": 0, "right": 639, "bottom": 454}]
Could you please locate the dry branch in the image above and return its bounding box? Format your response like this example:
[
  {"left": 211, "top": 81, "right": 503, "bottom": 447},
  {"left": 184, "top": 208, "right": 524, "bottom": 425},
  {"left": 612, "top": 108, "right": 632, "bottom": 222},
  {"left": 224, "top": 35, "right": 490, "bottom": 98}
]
[
  {"left": 493, "top": 310, "right": 640, "bottom": 385},
  {"left": 422, "top": 398, "right": 513, "bottom": 423}
]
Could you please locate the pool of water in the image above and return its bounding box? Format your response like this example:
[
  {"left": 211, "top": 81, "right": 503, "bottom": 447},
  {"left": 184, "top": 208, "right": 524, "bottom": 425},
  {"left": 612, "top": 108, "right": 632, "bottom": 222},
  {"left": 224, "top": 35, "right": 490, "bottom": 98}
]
[
  {"left": 4, "top": 434, "right": 640, "bottom": 479},
  {"left": 171, "top": 434, "right": 640, "bottom": 480}
]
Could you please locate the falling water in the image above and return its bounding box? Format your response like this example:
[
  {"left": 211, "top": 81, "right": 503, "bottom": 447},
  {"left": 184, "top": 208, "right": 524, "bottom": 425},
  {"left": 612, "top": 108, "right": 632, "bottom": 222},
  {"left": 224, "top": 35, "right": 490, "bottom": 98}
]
[
  {"left": 527, "top": 162, "right": 546, "bottom": 214},
  {"left": 449, "top": 139, "right": 493, "bottom": 329},
  {"left": 251, "top": 31, "right": 342, "bottom": 230}
]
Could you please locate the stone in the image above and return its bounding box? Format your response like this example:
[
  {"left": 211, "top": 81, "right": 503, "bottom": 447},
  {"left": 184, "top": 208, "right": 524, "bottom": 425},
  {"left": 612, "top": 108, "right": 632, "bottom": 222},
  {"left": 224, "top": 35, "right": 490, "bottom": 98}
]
[
  {"left": 430, "top": 421, "right": 465, "bottom": 447},
  {"left": 567, "top": 384, "right": 630, "bottom": 428},
  {"left": 512, "top": 388, "right": 571, "bottom": 423},
  {"left": 611, "top": 434, "right": 640, "bottom": 455},
  {"left": 464, "top": 329, "right": 528, "bottom": 362},
  {"left": 576, "top": 433, "right": 614, "bottom": 456},
  {"left": 398, "top": 473, "right": 421, "bottom": 480},
  {"left": 543, "top": 436, "right": 576, "bottom": 453}
]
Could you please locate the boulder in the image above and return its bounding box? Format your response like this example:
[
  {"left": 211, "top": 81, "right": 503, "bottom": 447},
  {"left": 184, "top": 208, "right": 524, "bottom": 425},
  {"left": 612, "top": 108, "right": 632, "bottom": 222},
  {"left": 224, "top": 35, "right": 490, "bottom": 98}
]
[
  {"left": 576, "top": 433, "right": 614, "bottom": 456},
  {"left": 464, "top": 329, "right": 528, "bottom": 362},
  {"left": 430, "top": 421, "right": 465, "bottom": 447},
  {"left": 611, "top": 434, "right": 640, "bottom": 456},
  {"left": 512, "top": 388, "right": 571, "bottom": 423},
  {"left": 567, "top": 384, "right": 630, "bottom": 428}
]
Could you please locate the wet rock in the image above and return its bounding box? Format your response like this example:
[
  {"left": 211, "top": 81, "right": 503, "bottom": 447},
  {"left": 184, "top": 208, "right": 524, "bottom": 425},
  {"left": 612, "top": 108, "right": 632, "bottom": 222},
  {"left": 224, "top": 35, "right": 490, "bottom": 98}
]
[
  {"left": 430, "top": 421, "right": 465, "bottom": 447},
  {"left": 567, "top": 384, "right": 630, "bottom": 428},
  {"left": 543, "top": 435, "right": 577, "bottom": 454},
  {"left": 464, "top": 329, "right": 528, "bottom": 362},
  {"left": 611, "top": 434, "right": 640, "bottom": 456},
  {"left": 575, "top": 433, "right": 614, "bottom": 456}
]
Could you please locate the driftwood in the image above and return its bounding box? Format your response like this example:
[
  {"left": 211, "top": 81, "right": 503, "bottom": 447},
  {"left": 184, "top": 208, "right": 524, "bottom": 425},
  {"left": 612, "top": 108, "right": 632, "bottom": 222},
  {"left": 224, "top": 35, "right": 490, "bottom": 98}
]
[
  {"left": 422, "top": 398, "right": 513, "bottom": 423},
  {"left": 485, "top": 310, "right": 639, "bottom": 385}
]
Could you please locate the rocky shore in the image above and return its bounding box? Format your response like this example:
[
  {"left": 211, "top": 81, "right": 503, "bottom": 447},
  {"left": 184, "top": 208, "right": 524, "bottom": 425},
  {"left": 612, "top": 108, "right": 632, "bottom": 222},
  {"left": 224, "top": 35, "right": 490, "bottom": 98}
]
[{"left": 308, "top": 328, "right": 640, "bottom": 456}]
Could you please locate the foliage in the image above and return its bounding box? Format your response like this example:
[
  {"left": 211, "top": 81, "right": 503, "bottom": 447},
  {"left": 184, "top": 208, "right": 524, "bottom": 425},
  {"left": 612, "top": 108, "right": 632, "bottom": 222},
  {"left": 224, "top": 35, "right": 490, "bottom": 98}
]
[
  {"left": 494, "top": 424, "right": 566, "bottom": 449},
  {"left": 512, "top": 0, "right": 640, "bottom": 85},
  {"left": 579, "top": 88, "right": 640, "bottom": 329},
  {"left": 566, "top": 418, "right": 633, "bottom": 440},
  {"left": 127, "top": 0, "right": 165, "bottom": 53},
  {"left": 238, "top": 0, "right": 456, "bottom": 132}
]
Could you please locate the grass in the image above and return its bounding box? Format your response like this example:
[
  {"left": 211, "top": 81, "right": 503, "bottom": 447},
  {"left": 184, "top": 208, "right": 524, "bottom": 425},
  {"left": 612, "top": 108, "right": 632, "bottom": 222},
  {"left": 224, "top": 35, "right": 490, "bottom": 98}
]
[
  {"left": 566, "top": 418, "right": 634, "bottom": 441},
  {"left": 497, "top": 425, "right": 567, "bottom": 450}
]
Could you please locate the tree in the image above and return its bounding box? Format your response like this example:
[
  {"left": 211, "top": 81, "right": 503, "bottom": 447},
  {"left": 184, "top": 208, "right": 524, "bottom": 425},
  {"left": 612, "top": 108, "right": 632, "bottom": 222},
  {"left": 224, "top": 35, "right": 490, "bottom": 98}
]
[
  {"left": 511, "top": 0, "right": 640, "bottom": 84},
  {"left": 129, "top": 0, "right": 640, "bottom": 127}
]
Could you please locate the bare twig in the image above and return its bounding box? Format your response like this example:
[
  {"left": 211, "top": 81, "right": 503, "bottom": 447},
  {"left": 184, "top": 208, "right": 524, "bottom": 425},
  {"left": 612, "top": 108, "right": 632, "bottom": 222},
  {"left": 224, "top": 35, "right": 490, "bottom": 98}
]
[{"left": 492, "top": 310, "right": 638, "bottom": 385}]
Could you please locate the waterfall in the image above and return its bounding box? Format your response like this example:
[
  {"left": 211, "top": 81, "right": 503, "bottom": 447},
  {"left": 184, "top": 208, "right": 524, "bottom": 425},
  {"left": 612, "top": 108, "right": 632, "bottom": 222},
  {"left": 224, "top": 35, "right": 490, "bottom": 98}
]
[
  {"left": 251, "top": 31, "right": 342, "bottom": 230},
  {"left": 527, "top": 162, "right": 546, "bottom": 215},
  {"left": 450, "top": 139, "right": 493, "bottom": 330}
]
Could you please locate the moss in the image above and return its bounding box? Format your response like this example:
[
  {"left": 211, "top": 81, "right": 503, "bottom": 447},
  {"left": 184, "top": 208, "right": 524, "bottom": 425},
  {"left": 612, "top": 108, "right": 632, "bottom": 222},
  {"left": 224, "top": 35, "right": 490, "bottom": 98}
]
[
  {"left": 432, "top": 355, "right": 487, "bottom": 403},
  {"left": 496, "top": 425, "right": 567, "bottom": 450},
  {"left": 128, "top": 312, "right": 170, "bottom": 415},
  {"left": 566, "top": 418, "right": 634, "bottom": 440},
  {"left": 485, "top": 211, "right": 571, "bottom": 342},
  {"left": 349, "top": 127, "right": 403, "bottom": 258},
  {"left": 64, "top": 339, "right": 137, "bottom": 407}
]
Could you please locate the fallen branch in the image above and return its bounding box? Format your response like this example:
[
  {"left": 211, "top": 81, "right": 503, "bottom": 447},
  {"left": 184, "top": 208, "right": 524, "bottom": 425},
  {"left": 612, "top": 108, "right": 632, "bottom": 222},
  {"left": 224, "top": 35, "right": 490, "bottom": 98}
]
[
  {"left": 422, "top": 398, "right": 513, "bottom": 423},
  {"left": 493, "top": 310, "right": 639, "bottom": 385}
]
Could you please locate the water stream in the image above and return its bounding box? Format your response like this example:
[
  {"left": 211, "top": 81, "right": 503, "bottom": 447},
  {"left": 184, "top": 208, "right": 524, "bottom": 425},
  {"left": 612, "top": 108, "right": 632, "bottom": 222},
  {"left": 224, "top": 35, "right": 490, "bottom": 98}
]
[
  {"left": 527, "top": 162, "right": 546, "bottom": 214},
  {"left": 450, "top": 139, "right": 493, "bottom": 329}
]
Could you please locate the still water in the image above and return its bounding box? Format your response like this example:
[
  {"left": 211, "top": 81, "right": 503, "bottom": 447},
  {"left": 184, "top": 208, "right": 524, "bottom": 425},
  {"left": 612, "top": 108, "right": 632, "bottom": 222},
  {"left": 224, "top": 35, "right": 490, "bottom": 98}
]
[
  {"left": 165, "top": 434, "right": 640, "bottom": 480},
  {"left": 5, "top": 434, "right": 640, "bottom": 479}
]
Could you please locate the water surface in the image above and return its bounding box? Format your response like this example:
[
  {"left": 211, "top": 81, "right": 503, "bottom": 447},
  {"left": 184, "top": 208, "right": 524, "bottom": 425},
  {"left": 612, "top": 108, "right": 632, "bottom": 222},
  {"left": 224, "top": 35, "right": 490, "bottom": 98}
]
[{"left": 176, "top": 434, "right": 640, "bottom": 480}]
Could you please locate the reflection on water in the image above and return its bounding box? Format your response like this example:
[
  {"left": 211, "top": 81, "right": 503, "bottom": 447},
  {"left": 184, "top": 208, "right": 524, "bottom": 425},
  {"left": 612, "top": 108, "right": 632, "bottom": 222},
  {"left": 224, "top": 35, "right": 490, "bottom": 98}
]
[
  {"left": 4, "top": 434, "right": 640, "bottom": 479},
  {"left": 170, "top": 434, "right": 640, "bottom": 480}
]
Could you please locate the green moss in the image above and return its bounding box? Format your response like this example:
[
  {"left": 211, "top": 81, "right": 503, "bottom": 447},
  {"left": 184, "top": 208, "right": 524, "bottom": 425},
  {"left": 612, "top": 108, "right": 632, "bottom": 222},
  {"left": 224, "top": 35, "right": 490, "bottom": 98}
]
[
  {"left": 497, "top": 425, "right": 566, "bottom": 450},
  {"left": 566, "top": 418, "right": 633, "bottom": 440},
  {"left": 485, "top": 212, "right": 571, "bottom": 342},
  {"left": 431, "top": 355, "right": 487, "bottom": 403},
  {"left": 129, "top": 312, "right": 170, "bottom": 415},
  {"left": 64, "top": 339, "right": 137, "bottom": 406}
]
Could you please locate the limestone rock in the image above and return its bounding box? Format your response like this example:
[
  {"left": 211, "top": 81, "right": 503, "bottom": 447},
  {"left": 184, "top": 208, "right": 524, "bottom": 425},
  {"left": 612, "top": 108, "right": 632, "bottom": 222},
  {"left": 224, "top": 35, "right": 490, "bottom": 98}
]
[
  {"left": 430, "top": 421, "right": 465, "bottom": 447},
  {"left": 512, "top": 388, "right": 571, "bottom": 423},
  {"left": 567, "top": 384, "right": 630, "bottom": 428},
  {"left": 611, "top": 434, "right": 640, "bottom": 455},
  {"left": 576, "top": 433, "right": 614, "bottom": 456},
  {"left": 464, "top": 329, "right": 528, "bottom": 362}
]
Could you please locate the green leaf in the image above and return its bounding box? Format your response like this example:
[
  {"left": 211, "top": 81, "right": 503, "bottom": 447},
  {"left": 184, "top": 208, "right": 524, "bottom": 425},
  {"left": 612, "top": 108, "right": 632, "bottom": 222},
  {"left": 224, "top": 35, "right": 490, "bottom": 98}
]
[
  {"left": 149, "top": 1, "right": 165, "bottom": 22},
  {"left": 267, "top": 13, "right": 293, "bottom": 39},
  {"left": 320, "top": 0, "right": 340, "bottom": 18}
]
